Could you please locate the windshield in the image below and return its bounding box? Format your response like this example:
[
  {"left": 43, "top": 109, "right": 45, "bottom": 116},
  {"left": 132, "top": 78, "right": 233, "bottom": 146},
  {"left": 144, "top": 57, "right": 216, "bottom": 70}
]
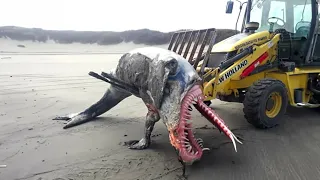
[{"left": 249, "top": 0, "right": 312, "bottom": 36}]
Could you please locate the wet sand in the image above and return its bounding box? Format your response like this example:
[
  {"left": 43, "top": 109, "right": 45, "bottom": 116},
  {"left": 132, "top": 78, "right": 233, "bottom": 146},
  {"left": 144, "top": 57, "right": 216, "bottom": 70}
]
[{"left": 1, "top": 53, "right": 320, "bottom": 180}]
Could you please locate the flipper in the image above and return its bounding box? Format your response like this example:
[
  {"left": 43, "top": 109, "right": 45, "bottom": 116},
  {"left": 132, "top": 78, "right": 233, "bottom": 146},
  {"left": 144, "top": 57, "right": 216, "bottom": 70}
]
[
  {"left": 124, "top": 105, "right": 160, "bottom": 149},
  {"left": 53, "top": 84, "right": 132, "bottom": 129}
]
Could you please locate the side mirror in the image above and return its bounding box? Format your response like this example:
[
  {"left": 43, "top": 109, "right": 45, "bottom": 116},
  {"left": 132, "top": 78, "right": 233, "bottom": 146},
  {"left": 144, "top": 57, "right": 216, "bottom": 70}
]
[{"left": 226, "top": 1, "right": 234, "bottom": 14}]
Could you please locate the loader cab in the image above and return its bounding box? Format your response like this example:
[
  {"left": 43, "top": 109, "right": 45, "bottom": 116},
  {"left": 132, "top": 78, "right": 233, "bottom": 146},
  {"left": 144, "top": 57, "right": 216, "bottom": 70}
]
[{"left": 226, "top": 0, "right": 320, "bottom": 66}]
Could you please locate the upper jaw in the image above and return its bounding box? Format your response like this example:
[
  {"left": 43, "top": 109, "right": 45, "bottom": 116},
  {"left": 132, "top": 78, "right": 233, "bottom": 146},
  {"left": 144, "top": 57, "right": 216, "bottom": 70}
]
[{"left": 168, "top": 84, "right": 206, "bottom": 164}]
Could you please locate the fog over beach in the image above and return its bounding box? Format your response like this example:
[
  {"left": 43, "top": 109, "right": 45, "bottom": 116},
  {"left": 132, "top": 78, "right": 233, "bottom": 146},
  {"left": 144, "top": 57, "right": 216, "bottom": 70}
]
[
  {"left": 0, "top": 37, "right": 168, "bottom": 54},
  {"left": 0, "top": 26, "right": 238, "bottom": 55}
]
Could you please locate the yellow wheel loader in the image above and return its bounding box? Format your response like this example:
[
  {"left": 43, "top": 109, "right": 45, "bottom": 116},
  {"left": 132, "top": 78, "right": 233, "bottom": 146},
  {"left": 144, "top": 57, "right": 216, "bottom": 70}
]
[{"left": 168, "top": 0, "right": 320, "bottom": 129}]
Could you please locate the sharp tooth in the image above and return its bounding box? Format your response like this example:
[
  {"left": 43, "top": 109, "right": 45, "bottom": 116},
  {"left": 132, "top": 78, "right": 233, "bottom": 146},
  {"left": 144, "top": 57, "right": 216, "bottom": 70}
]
[
  {"left": 195, "top": 151, "right": 199, "bottom": 155},
  {"left": 185, "top": 114, "right": 191, "bottom": 119},
  {"left": 230, "top": 132, "right": 243, "bottom": 152},
  {"left": 182, "top": 136, "right": 189, "bottom": 141},
  {"left": 232, "top": 133, "right": 243, "bottom": 144},
  {"left": 202, "top": 148, "right": 210, "bottom": 151},
  {"left": 187, "top": 146, "right": 192, "bottom": 152},
  {"left": 197, "top": 138, "right": 203, "bottom": 143}
]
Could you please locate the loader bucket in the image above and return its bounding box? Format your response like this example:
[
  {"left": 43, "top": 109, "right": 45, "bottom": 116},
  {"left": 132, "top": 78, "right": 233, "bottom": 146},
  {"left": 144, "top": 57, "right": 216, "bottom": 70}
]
[{"left": 167, "top": 28, "right": 217, "bottom": 74}]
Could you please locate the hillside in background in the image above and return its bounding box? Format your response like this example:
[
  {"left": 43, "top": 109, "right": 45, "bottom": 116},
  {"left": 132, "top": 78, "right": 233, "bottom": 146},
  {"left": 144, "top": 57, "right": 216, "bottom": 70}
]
[{"left": 0, "top": 26, "right": 239, "bottom": 46}]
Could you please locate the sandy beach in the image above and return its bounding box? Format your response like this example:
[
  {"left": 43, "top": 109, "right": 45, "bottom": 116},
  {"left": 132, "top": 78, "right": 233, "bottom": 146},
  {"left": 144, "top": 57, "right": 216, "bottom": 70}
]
[{"left": 2, "top": 39, "right": 320, "bottom": 180}]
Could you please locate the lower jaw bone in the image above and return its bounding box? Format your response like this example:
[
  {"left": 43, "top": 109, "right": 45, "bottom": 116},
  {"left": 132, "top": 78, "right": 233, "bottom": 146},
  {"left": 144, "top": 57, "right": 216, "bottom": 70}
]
[{"left": 193, "top": 98, "right": 243, "bottom": 153}]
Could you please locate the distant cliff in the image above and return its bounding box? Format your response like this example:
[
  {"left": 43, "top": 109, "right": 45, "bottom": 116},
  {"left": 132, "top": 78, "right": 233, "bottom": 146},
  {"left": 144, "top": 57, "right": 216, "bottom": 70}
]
[{"left": 0, "top": 26, "right": 238, "bottom": 46}]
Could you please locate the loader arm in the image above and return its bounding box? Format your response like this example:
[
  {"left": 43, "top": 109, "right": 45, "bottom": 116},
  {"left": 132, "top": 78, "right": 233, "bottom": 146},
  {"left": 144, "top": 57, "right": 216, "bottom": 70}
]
[{"left": 202, "top": 33, "right": 281, "bottom": 101}]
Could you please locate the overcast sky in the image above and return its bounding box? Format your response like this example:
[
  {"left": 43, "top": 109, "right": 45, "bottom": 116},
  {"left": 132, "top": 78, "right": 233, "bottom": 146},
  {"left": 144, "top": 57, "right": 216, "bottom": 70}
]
[{"left": 0, "top": 0, "right": 246, "bottom": 32}]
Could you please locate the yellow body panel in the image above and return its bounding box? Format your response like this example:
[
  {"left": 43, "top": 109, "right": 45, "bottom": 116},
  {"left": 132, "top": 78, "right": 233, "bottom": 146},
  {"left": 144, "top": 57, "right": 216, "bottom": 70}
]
[
  {"left": 266, "top": 72, "right": 311, "bottom": 106},
  {"left": 226, "top": 69, "right": 313, "bottom": 106},
  {"left": 211, "top": 31, "right": 270, "bottom": 52}
]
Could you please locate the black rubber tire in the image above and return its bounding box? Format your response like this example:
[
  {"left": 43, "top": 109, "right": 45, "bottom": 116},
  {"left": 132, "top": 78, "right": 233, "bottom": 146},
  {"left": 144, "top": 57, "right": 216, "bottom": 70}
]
[{"left": 243, "top": 78, "right": 288, "bottom": 129}]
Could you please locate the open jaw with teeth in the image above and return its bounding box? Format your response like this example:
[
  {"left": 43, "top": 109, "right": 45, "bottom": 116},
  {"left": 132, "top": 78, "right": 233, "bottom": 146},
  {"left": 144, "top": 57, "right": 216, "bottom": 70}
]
[{"left": 169, "top": 84, "right": 243, "bottom": 164}]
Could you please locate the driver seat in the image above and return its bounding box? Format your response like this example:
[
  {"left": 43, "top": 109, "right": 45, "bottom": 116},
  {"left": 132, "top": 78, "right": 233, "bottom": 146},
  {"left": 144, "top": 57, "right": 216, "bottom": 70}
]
[
  {"left": 276, "top": 28, "right": 292, "bottom": 62},
  {"left": 276, "top": 28, "right": 308, "bottom": 66},
  {"left": 295, "top": 21, "right": 311, "bottom": 39}
]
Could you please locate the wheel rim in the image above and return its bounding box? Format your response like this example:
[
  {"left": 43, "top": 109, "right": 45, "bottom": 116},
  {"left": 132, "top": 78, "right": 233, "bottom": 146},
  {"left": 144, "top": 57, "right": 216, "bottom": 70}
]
[{"left": 265, "top": 92, "right": 282, "bottom": 118}]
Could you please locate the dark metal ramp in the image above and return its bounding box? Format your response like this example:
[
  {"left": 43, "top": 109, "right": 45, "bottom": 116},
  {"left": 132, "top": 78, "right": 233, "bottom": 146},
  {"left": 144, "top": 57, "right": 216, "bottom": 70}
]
[{"left": 167, "top": 28, "right": 217, "bottom": 72}]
